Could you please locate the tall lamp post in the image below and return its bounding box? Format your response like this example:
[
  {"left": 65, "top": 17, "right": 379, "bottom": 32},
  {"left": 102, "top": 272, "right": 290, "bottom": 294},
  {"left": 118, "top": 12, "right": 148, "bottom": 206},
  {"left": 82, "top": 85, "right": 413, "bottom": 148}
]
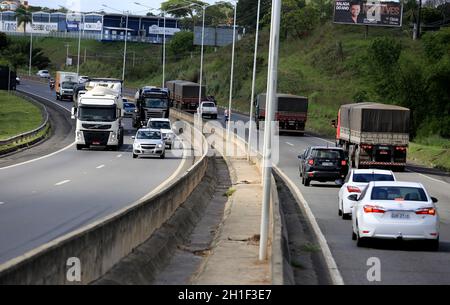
[
  {"left": 247, "top": 0, "right": 261, "bottom": 160},
  {"left": 227, "top": 1, "right": 238, "bottom": 138},
  {"left": 102, "top": 4, "right": 130, "bottom": 81},
  {"left": 134, "top": 2, "right": 194, "bottom": 87},
  {"left": 260, "top": 0, "right": 282, "bottom": 261}
]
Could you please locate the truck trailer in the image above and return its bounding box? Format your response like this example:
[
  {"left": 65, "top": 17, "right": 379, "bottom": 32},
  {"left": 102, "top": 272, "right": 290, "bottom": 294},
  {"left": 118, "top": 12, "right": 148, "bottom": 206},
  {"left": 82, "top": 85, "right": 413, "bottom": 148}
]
[
  {"left": 334, "top": 102, "right": 410, "bottom": 170},
  {"left": 133, "top": 86, "right": 170, "bottom": 128},
  {"left": 171, "top": 81, "right": 206, "bottom": 113},
  {"left": 255, "top": 93, "right": 309, "bottom": 135},
  {"left": 55, "top": 71, "right": 78, "bottom": 101},
  {"left": 72, "top": 85, "right": 124, "bottom": 151}
]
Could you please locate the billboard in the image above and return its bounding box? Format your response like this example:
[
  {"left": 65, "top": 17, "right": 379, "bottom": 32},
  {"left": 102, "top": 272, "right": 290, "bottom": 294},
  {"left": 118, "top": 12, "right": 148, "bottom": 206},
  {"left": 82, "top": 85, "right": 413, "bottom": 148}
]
[
  {"left": 148, "top": 25, "right": 181, "bottom": 36},
  {"left": 333, "top": 1, "right": 402, "bottom": 27},
  {"left": 26, "top": 22, "right": 58, "bottom": 33},
  {"left": 0, "top": 21, "right": 17, "bottom": 32},
  {"left": 83, "top": 21, "right": 103, "bottom": 31}
]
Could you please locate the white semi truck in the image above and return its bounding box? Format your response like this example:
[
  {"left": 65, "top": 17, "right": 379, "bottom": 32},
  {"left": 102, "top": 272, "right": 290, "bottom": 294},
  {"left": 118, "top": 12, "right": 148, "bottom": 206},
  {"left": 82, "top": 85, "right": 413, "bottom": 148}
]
[{"left": 72, "top": 85, "right": 124, "bottom": 151}]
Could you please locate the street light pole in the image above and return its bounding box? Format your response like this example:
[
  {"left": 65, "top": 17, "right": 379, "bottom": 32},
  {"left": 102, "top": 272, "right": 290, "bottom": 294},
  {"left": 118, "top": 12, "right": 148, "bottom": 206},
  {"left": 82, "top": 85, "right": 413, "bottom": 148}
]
[
  {"left": 77, "top": 13, "right": 82, "bottom": 75},
  {"left": 28, "top": 29, "right": 33, "bottom": 76},
  {"left": 198, "top": 5, "right": 206, "bottom": 108},
  {"left": 247, "top": 0, "right": 261, "bottom": 160},
  {"left": 163, "top": 12, "right": 166, "bottom": 88},
  {"left": 260, "top": 0, "right": 281, "bottom": 261},
  {"left": 227, "top": 2, "right": 237, "bottom": 138},
  {"left": 122, "top": 12, "right": 129, "bottom": 81}
]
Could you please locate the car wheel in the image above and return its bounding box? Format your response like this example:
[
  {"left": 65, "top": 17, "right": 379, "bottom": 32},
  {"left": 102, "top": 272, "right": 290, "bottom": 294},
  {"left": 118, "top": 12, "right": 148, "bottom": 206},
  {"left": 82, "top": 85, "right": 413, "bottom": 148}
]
[
  {"left": 352, "top": 230, "right": 357, "bottom": 241},
  {"left": 427, "top": 238, "right": 439, "bottom": 252},
  {"left": 356, "top": 224, "right": 369, "bottom": 247},
  {"left": 304, "top": 178, "right": 310, "bottom": 187},
  {"left": 133, "top": 154, "right": 137, "bottom": 159},
  {"left": 338, "top": 199, "right": 342, "bottom": 216},
  {"left": 76, "top": 144, "right": 84, "bottom": 151},
  {"left": 342, "top": 213, "right": 351, "bottom": 220},
  {"left": 160, "top": 153, "right": 165, "bottom": 159},
  {"left": 167, "top": 144, "right": 172, "bottom": 150}
]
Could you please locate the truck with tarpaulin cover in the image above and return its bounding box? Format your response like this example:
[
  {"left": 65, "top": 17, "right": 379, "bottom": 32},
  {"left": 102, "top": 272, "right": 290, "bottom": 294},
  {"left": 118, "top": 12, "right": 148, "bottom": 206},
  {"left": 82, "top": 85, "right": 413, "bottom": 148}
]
[
  {"left": 255, "top": 93, "right": 309, "bottom": 135},
  {"left": 172, "top": 81, "right": 206, "bottom": 113},
  {"left": 333, "top": 102, "right": 410, "bottom": 170}
]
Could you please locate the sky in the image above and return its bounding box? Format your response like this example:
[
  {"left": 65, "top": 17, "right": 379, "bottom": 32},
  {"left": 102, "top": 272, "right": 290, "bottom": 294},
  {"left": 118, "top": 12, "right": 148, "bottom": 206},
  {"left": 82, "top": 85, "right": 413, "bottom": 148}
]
[{"left": 28, "top": 0, "right": 216, "bottom": 14}]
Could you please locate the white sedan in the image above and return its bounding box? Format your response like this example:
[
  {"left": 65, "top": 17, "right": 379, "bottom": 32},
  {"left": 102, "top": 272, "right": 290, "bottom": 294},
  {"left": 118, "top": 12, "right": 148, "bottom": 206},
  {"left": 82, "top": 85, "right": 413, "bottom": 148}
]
[
  {"left": 350, "top": 181, "right": 440, "bottom": 250},
  {"left": 338, "top": 169, "right": 396, "bottom": 220}
]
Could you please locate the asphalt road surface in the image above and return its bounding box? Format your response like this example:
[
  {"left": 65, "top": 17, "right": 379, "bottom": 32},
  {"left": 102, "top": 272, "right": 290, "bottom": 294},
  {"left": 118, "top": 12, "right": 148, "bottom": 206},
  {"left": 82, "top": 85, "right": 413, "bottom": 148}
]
[
  {"left": 0, "top": 80, "right": 191, "bottom": 264},
  {"left": 215, "top": 107, "right": 450, "bottom": 285}
]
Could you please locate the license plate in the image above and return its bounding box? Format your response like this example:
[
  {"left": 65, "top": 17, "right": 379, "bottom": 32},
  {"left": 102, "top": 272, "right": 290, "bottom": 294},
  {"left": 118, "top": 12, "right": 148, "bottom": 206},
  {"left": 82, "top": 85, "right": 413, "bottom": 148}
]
[
  {"left": 322, "top": 162, "right": 333, "bottom": 166},
  {"left": 289, "top": 121, "right": 295, "bottom": 125},
  {"left": 93, "top": 141, "right": 100, "bottom": 145},
  {"left": 391, "top": 212, "right": 410, "bottom": 220}
]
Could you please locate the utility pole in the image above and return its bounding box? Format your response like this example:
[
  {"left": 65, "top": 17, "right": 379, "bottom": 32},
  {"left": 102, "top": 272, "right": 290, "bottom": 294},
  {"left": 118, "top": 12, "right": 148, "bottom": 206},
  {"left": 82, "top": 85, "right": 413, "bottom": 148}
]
[
  {"left": 260, "top": 0, "right": 282, "bottom": 261},
  {"left": 65, "top": 43, "right": 71, "bottom": 67},
  {"left": 417, "top": 0, "right": 423, "bottom": 40}
]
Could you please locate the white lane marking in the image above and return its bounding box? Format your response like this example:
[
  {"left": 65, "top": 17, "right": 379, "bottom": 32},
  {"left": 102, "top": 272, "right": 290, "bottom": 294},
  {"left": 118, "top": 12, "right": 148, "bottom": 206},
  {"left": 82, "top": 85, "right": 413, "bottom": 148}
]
[
  {"left": 286, "top": 142, "right": 294, "bottom": 147},
  {"left": 0, "top": 202, "right": 5, "bottom": 205},
  {"left": 0, "top": 89, "right": 75, "bottom": 170},
  {"left": 117, "top": 154, "right": 122, "bottom": 158},
  {"left": 274, "top": 165, "right": 345, "bottom": 285},
  {"left": 406, "top": 169, "right": 448, "bottom": 185},
  {"left": 96, "top": 165, "right": 105, "bottom": 169},
  {"left": 55, "top": 180, "right": 71, "bottom": 186},
  {"left": 309, "top": 136, "right": 335, "bottom": 145}
]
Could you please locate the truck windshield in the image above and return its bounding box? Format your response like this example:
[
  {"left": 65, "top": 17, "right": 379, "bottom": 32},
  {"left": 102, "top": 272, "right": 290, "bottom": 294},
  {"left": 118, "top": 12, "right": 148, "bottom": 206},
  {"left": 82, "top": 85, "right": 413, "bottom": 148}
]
[
  {"left": 137, "top": 130, "right": 161, "bottom": 140},
  {"left": 62, "top": 82, "right": 77, "bottom": 89},
  {"left": 202, "top": 102, "right": 216, "bottom": 108},
  {"left": 144, "top": 98, "right": 168, "bottom": 109},
  {"left": 78, "top": 106, "right": 116, "bottom": 122},
  {"left": 149, "top": 121, "right": 171, "bottom": 130}
]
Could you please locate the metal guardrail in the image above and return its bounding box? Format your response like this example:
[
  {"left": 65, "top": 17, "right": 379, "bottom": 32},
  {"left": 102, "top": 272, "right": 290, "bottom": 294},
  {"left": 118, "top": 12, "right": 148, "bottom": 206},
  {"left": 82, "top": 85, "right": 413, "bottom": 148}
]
[{"left": 0, "top": 92, "right": 50, "bottom": 154}]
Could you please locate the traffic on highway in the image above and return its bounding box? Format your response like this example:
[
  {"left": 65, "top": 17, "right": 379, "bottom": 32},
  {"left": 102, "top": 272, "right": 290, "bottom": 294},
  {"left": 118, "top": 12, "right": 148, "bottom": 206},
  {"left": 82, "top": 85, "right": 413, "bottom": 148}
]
[{"left": 0, "top": 0, "right": 449, "bottom": 291}]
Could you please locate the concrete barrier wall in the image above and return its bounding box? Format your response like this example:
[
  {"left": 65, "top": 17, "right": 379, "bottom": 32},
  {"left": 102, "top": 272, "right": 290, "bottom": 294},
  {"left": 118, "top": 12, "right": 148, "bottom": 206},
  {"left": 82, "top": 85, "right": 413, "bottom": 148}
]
[
  {"left": 0, "top": 127, "right": 208, "bottom": 285},
  {"left": 170, "top": 109, "right": 293, "bottom": 284}
]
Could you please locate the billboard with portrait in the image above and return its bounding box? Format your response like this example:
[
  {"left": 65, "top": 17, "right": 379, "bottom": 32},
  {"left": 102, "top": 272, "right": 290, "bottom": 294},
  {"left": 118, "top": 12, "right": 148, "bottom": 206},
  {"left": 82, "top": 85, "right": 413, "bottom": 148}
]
[{"left": 333, "top": 0, "right": 402, "bottom": 27}]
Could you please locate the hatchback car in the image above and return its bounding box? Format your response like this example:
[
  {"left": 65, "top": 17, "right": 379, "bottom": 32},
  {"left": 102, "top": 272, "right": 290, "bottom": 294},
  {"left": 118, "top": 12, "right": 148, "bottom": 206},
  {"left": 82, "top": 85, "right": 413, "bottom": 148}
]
[
  {"left": 123, "top": 100, "right": 136, "bottom": 117},
  {"left": 338, "top": 169, "right": 396, "bottom": 220},
  {"left": 299, "top": 146, "right": 349, "bottom": 186},
  {"left": 147, "top": 118, "right": 175, "bottom": 150},
  {"left": 37, "top": 70, "right": 50, "bottom": 78},
  {"left": 350, "top": 181, "right": 439, "bottom": 250},
  {"left": 132, "top": 129, "right": 166, "bottom": 159}
]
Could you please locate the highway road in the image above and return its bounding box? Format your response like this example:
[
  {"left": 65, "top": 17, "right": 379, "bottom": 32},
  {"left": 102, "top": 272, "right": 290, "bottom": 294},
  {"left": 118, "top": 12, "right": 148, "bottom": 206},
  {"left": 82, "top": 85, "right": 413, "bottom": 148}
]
[
  {"left": 218, "top": 108, "right": 450, "bottom": 285},
  {"left": 0, "top": 80, "right": 191, "bottom": 264}
]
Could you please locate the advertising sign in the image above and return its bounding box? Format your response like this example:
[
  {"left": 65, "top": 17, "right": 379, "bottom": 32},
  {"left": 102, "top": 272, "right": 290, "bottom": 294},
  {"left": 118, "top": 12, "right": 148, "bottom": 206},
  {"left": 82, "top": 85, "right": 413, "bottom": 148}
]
[
  {"left": 333, "top": 0, "right": 402, "bottom": 27},
  {"left": 0, "top": 21, "right": 17, "bottom": 32},
  {"left": 26, "top": 22, "right": 59, "bottom": 33},
  {"left": 83, "top": 21, "right": 103, "bottom": 31},
  {"left": 148, "top": 25, "right": 181, "bottom": 36},
  {"left": 66, "top": 21, "right": 80, "bottom": 31}
]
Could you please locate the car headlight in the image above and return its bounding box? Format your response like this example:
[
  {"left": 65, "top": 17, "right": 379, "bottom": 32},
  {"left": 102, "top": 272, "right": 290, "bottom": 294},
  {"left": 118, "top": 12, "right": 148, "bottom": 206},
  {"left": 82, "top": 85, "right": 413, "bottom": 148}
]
[
  {"left": 157, "top": 144, "right": 163, "bottom": 148},
  {"left": 110, "top": 132, "right": 116, "bottom": 139},
  {"left": 76, "top": 131, "right": 83, "bottom": 140},
  {"left": 134, "top": 143, "right": 141, "bottom": 149}
]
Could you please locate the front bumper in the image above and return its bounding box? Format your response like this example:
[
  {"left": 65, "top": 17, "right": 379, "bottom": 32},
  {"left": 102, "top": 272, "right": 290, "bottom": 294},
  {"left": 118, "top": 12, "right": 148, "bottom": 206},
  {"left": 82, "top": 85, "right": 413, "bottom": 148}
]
[{"left": 134, "top": 148, "right": 164, "bottom": 156}]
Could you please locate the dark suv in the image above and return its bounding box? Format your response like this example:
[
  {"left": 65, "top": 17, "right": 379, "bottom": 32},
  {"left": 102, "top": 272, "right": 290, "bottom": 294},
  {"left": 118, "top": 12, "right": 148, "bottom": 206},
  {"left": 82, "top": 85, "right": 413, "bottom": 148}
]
[{"left": 299, "top": 146, "right": 349, "bottom": 186}]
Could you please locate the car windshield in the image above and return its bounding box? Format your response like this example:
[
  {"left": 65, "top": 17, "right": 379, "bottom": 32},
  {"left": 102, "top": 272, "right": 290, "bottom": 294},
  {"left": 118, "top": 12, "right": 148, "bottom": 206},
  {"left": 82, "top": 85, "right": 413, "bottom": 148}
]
[
  {"left": 137, "top": 130, "right": 161, "bottom": 140},
  {"left": 149, "top": 121, "right": 171, "bottom": 130},
  {"left": 311, "top": 149, "right": 343, "bottom": 159},
  {"left": 353, "top": 174, "right": 395, "bottom": 183},
  {"left": 144, "top": 98, "right": 168, "bottom": 109},
  {"left": 370, "top": 186, "right": 428, "bottom": 201},
  {"left": 124, "top": 103, "right": 135, "bottom": 108},
  {"left": 78, "top": 106, "right": 116, "bottom": 122},
  {"left": 202, "top": 102, "right": 215, "bottom": 108},
  {"left": 62, "top": 82, "right": 77, "bottom": 89}
]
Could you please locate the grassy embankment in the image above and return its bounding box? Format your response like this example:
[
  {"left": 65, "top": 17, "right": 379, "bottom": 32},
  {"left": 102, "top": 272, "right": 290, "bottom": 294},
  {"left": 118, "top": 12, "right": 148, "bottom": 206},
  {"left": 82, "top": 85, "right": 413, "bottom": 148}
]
[{"left": 0, "top": 90, "right": 48, "bottom": 153}]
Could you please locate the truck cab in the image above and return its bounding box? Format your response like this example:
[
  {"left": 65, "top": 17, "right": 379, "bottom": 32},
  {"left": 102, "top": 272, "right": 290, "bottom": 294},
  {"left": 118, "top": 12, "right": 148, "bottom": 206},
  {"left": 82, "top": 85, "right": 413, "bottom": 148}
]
[
  {"left": 55, "top": 71, "right": 78, "bottom": 101},
  {"left": 72, "top": 86, "right": 124, "bottom": 151},
  {"left": 133, "top": 86, "right": 170, "bottom": 128}
]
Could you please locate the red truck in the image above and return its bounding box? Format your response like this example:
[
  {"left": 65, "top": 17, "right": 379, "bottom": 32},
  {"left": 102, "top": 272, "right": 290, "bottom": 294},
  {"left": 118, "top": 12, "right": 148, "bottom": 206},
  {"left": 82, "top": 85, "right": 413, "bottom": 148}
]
[{"left": 255, "top": 93, "right": 309, "bottom": 135}]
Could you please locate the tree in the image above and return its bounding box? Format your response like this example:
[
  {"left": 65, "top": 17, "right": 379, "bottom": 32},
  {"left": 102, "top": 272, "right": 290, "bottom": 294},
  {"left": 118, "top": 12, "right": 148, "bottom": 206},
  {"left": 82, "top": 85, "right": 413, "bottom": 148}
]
[
  {"left": 161, "top": 0, "right": 207, "bottom": 26},
  {"left": 236, "top": 0, "right": 271, "bottom": 31},
  {"left": 168, "top": 31, "right": 195, "bottom": 59},
  {"left": 204, "top": 2, "right": 235, "bottom": 27},
  {"left": 0, "top": 32, "right": 9, "bottom": 51},
  {"left": 15, "top": 7, "right": 33, "bottom": 34}
]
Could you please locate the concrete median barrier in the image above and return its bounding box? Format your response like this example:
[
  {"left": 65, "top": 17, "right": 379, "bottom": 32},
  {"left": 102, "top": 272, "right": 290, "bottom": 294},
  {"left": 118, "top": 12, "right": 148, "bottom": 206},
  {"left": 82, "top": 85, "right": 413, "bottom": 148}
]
[{"left": 0, "top": 123, "right": 208, "bottom": 285}]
